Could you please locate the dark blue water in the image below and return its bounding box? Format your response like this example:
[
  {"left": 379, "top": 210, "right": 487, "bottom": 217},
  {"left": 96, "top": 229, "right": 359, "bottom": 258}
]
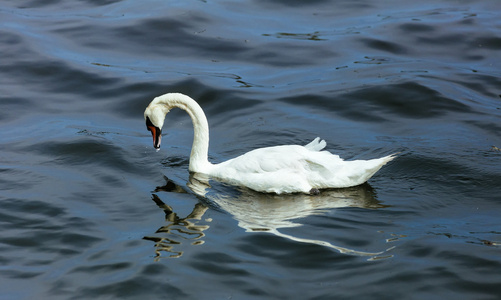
[{"left": 1, "top": 0, "right": 501, "bottom": 299}]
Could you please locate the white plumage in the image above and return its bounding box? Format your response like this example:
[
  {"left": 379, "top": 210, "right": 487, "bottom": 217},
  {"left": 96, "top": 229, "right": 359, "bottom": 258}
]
[{"left": 144, "top": 93, "right": 397, "bottom": 194}]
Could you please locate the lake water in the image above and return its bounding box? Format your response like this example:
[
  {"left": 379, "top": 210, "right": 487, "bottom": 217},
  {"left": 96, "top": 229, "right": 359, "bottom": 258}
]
[{"left": 1, "top": 0, "right": 501, "bottom": 299}]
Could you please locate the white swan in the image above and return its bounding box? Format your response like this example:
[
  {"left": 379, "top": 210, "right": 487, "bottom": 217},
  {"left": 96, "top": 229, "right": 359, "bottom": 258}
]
[{"left": 144, "top": 93, "right": 397, "bottom": 194}]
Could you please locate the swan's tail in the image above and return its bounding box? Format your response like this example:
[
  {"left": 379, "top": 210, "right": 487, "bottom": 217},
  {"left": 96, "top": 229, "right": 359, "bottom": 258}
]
[
  {"left": 380, "top": 152, "right": 400, "bottom": 166},
  {"left": 305, "top": 137, "right": 327, "bottom": 151},
  {"left": 355, "top": 152, "right": 399, "bottom": 184},
  {"left": 382, "top": 152, "right": 400, "bottom": 165}
]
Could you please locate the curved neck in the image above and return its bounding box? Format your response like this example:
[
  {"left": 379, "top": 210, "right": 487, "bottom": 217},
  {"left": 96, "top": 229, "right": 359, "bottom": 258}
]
[{"left": 154, "top": 93, "right": 212, "bottom": 172}]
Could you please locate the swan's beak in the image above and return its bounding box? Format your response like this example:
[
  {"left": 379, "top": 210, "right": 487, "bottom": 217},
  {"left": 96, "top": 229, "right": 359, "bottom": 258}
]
[
  {"left": 146, "top": 117, "right": 162, "bottom": 149},
  {"left": 151, "top": 129, "right": 161, "bottom": 149}
]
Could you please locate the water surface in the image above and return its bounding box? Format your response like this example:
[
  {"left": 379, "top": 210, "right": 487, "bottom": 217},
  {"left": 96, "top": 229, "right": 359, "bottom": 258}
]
[{"left": 1, "top": 0, "right": 501, "bottom": 299}]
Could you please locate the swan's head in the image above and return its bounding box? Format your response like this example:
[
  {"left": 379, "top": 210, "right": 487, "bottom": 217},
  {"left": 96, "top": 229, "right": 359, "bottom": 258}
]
[{"left": 144, "top": 100, "right": 170, "bottom": 149}]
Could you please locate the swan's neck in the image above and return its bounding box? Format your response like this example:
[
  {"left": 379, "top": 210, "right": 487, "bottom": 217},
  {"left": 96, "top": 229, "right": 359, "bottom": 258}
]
[{"left": 154, "top": 93, "right": 212, "bottom": 173}]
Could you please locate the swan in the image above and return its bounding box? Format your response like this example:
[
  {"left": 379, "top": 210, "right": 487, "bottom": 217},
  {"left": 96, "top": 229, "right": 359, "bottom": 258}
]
[{"left": 144, "top": 93, "right": 397, "bottom": 194}]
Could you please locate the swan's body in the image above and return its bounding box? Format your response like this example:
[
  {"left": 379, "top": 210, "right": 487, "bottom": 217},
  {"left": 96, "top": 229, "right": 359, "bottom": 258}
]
[{"left": 144, "top": 93, "right": 396, "bottom": 194}]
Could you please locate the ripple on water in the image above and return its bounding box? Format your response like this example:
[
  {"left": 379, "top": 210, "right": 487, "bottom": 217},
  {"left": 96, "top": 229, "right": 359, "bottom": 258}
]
[
  {"left": 2, "top": 0, "right": 501, "bottom": 299},
  {"left": 279, "top": 81, "right": 472, "bottom": 123},
  {"left": 0, "top": 198, "right": 103, "bottom": 279}
]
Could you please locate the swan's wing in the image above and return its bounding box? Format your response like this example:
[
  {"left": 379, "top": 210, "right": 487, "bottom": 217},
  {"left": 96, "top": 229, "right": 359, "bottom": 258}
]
[
  {"left": 230, "top": 149, "right": 395, "bottom": 191},
  {"left": 219, "top": 144, "right": 338, "bottom": 173},
  {"left": 217, "top": 145, "right": 302, "bottom": 172},
  {"left": 213, "top": 145, "right": 343, "bottom": 193},
  {"left": 211, "top": 144, "right": 397, "bottom": 193}
]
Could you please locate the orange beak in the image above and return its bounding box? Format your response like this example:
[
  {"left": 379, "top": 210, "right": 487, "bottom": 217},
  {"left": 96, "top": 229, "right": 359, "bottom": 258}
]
[{"left": 146, "top": 117, "right": 162, "bottom": 149}]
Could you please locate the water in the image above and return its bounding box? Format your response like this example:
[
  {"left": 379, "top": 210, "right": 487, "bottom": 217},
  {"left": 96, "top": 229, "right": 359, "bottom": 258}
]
[{"left": 1, "top": 0, "right": 501, "bottom": 299}]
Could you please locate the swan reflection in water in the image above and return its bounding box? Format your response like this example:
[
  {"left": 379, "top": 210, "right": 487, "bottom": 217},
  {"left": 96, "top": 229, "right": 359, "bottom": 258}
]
[
  {"left": 143, "top": 185, "right": 210, "bottom": 261},
  {"left": 145, "top": 174, "right": 395, "bottom": 260}
]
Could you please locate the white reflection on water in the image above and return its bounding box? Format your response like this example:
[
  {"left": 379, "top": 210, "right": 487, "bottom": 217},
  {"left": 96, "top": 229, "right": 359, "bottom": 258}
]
[{"left": 146, "top": 174, "right": 395, "bottom": 260}]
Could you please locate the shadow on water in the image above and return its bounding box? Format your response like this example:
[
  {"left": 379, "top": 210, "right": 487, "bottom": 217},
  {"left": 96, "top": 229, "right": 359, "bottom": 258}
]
[{"left": 144, "top": 174, "right": 395, "bottom": 261}]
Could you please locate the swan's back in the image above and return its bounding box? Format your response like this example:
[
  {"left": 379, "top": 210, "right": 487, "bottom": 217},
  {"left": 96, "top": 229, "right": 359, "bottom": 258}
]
[{"left": 208, "top": 138, "right": 396, "bottom": 194}]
